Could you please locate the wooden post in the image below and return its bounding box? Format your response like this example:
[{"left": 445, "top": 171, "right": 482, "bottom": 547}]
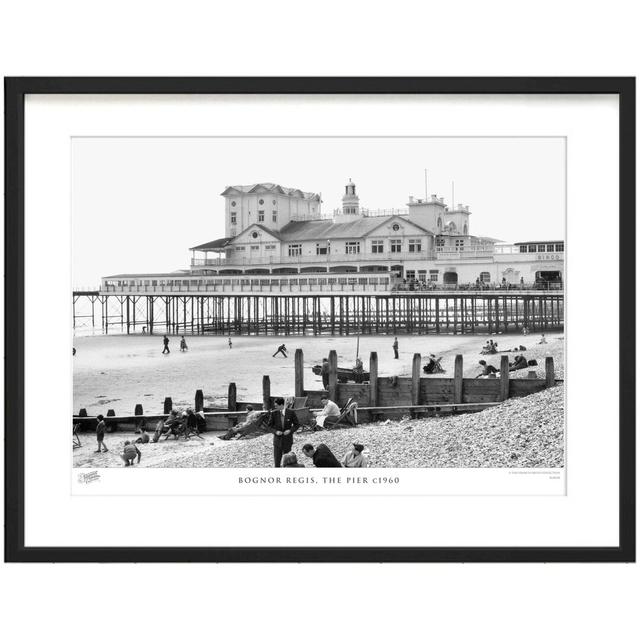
[
  {"left": 228, "top": 382, "right": 237, "bottom": 411},
  {"left": 294, "top": 348, "right": 304, "bottom": 397},
  {"left": 328, "top": 349, "right": 338, "bottom": 403},
  {"left": 195, "top": 389, "right": 204, "bottom": 412},
  {"left": 78, "top": 408, "right": 88, "bottom": 418},
  {"left": 545, "top": 357, "right": 555, "bottom": 388},
  {"left": 411, "top": 353, "right": 421, "bottom": 406},
  {"left": 262, "top": 375, "right": 272, "bottom": 410},
  {"left": 369, "top": 351, "right": 378, "bottom": 407},
  {"left": 453, "top": 354, "right": 463, "bottom": 404},
  {"left": 163, "top": 397, "right": 172, "bottom": 414},
  {"left": 134, "top": 404, "right": 143, "bottom": 416},
  {"left": 500, "top": 355, "right": 510, "bottom": 401}
]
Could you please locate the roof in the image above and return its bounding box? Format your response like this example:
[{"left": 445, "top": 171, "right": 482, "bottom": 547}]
[
  {"left": 104, "top": 271, "right": 191, "bottom": 279},
  {"left": 221, "top": 183, "right": 321, "bottom": 201},
  {"left": 276, "top": 216, "right": 433, "bottom": 241},
  {"left": 513, "top": 240, "right": 564, "bottom": 245},
  {"left": 189, "top": 237, "right": 233, "bottom": 251}
]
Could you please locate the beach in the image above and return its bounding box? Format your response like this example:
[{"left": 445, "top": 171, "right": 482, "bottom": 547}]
[{"left": 73, "top": 331, "right": 564, "bottom": 415}]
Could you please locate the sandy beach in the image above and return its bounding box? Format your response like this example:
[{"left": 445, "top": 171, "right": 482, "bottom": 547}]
[{"left": 73, "top": 331, "right": 564, "bottom": 415}]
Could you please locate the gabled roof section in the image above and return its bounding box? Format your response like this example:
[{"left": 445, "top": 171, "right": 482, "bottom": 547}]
[
  {"left": 278, "top": 215, "right": 433, "bottom": 242},
  {"left": 230, "top": 224, "right": 282, "bottom": 243},
  {"left": 220, "top": 183, "right": 320, "bottom": 200},
  {"left": 190, "top": 237, "right": 233, "bottom": 251}
]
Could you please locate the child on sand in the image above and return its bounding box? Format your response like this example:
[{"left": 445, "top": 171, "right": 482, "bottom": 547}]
[
  {"left": 121, "top": 441, "right": 141, "bottom": 466},
  {"left": 180, "top": 336, "right": 188, "bottom": 351},
  {"left": 95, "top": 414, "right": 108, "bottom": 453}
]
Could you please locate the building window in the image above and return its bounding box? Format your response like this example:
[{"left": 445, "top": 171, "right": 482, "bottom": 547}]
[
  {"left": 259, "top": 199, "right": 264, "bottom": 205},
  {"left": 288, "top": 244, "right": 302, "bottom": 257},
  {"left": 250, "top": 245, "right": 259, "bottom": 251},
  {"left": 479, "top": 271, "right": 491, "bottom": 283},
  {"left": 555, "top": 243, "right": 564, "bottom": 252},
  {"left": 417, "top": 270, "right": 427, "bottom": 282},
  {"left": 345, "top": 241, "right": 361, "bottom": 254},
  {"left": 272, "top": 211, "right": 277, "bottom": 222},
  {"left": 408, "top": 239, "right": 422, "bottom": 252},
  {"left": 316, "top": 243, "right": 328, "bottom": 255},
  {"left": 235, "top": 246, "right": 246, "bottom": 252},
  {"left": 429, "top": 269, "right": 439, "bottom": 282},
  {"left": 392, "top": 223, "right": 400, "bottom": 231},
  {"left": 390, "top": 239, "right": 402, "bottom": 253},
  {"left": 538, "top": 244, "right": 546, "bottom": 252},
  {"left": 258, "top": 210, "right": 265, "bottom": 222},
  {"left": 455, "top": 239, "right": 465, "bottom": 250},
  {"left": 437, "top": 218, "right": 442, "bottom": 230},
  {"left": 435, "top": 238, "right": 445, "bottom": 251},
  {"left": 371, "top": 240, "right": 384, "bottom": 253},
  {"left": 406, "top": 270, "right": 416, "bottom": 280},
  {"left": 231, "top": 201, "right": 236, "bottom": 207},
  {"left": 546, "top": 244, "right": 555, "bottom": 252},
  {"left": 265, "top": 244, "right": 276, "bottom": 251},
  {"left": 231, "top": 213, "right": 237, "bottom": 224},
  {"left": 519, "top": 245, "right": 527, "bottom": 253},
  {"left": 528, "top": 244, "right": 537, "bottom": 252}
]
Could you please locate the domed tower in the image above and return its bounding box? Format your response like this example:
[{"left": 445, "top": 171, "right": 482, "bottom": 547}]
[
  {"left": 334, "top": 179, "right": 362, "bottom": 223},
  {"left": 342, "top": 179, "right": 360, "bottom": 215}
]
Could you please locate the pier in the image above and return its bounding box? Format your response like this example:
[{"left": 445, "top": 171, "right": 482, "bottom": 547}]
[{"left": 73, "top": 290, "right": 564, "bottom": 336}]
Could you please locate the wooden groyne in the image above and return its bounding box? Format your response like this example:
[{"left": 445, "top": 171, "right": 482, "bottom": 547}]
[
  {"left": 73, "top": 292, "right": 564, "bottom": 337},
  {"left": 73, "top": 349, "right": 560, "bottom": 433}
]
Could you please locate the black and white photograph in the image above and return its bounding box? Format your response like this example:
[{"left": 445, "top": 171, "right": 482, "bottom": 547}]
[{"left": 71, "top": 136, "right": 565, "bottom": 474}]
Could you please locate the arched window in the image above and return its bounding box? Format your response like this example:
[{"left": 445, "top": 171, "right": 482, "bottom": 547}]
[
  {"left": 463, "top": 223, "right": 468, "bottom": 235},
  {"left": 437, "top": 217, "right": 442, "bottom": 230}
]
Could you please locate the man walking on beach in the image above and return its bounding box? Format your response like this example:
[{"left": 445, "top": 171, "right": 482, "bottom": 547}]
[
  {"left": 268, "top": 397, "right": 299, "bottom": 467},
  {"left": 393, "top": 336, "right": 399, "bottom": 359},
  {"left": 162, "top": 335, "right": 170, "bottom": 354},
  {"left": 95, "top": 414, "right": 108, "bottom": 453},
  {"left": 272, "top": 343, "right": 288, "bottom": 358}
]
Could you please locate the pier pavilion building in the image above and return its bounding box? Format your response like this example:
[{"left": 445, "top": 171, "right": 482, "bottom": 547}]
[{"left": 101, "top": 179, "right": 564, "bottom": 294}]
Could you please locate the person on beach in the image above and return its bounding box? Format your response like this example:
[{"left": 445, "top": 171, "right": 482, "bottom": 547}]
[
  {"left": 423, "top": 354, "right": 443, "bottom": 374},
  {"left": 162, "top": 409, "right": 182, "bottom": 438},
  {"left": 268, "top": 397, "right": 300, "bottom": 467},
  {"left": 342, "top": 443, "right": 368, "bottom": 468},
  {"left": 353, "top": 357, "right": 364, "bottom": 383},
  {"left": 282, "top": 452, "right": 305, "bottom": 468},
  {"left": 316, "top": 396, "right": 341, "bottom": 429},
  {"left": 121, "top": 441, "right": 141, "bottom": 466},
  {"left": 180, "top": 336, "right": 188, "bottom": 352},
  {"left": 509, "top": 354, "right": 529, "bottom": 372},
  {"left": 219, "top": 404, "right": 268, "bottom": 440},
  {"left": 195, "top": 410, "right": 207, "bottom": 433},
  {"left": 320, "top": 358, "right": 330, "bottom": 390},
  {"left": 228, "top": 337, "right": 232, "bottom": 349},
  {"left": 185, "top": 408, "right": 204, "bottom": 439},
  {"left": 162, "top": 335, "right": 170, "bottom": 354},
  {"left": 539, "top": 333, "right": 547, "bottom": 344},
  {"left": 272, "top": 343, "right": 288, "bottom": 358},
  {"left": 95, "top": 414, "right": 108, "bottom": 453},
  {"left": 72, "top": 347, "right": 76, "bottom": 356},
  {"left": 302, "top": 443, "right": 342, "bottom": 468},
  {"left": 393, "top": 336, "right": 399, "bottom": 359},
  {"left": 135, "top": 428, "right": 150, "bottom": 444},
  {"left": 476, "top": 360, "right": 499, "bottom": 378}
]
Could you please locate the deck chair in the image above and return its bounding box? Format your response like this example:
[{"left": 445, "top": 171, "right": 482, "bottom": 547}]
[
  {"left": 73, "top": 423, "right": 82, "bottom": 449},
  {"left": 324, "top": 397, "right": 358, "bottom": 429}
]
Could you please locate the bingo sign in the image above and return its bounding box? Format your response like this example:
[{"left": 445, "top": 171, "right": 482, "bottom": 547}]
[{"left": 536, "top": 254, "right": 562, "bottom": 261}]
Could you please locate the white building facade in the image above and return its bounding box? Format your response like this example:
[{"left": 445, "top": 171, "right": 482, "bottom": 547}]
[{"left": 101, "top": 180, "right": 564, "bottom": 294}]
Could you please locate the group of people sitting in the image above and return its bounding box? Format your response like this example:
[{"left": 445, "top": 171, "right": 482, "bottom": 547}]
[
  {"left": 481, "top": 339, "right": 499, "bottom": 355},
  {"left": 153, "top": 408, "right": 206, "bottom": 441},
  {"left": 281, "top": 442, "right": 368, "bottom": 468}
]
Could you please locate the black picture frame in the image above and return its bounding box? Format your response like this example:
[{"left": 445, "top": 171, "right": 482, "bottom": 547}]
[{"left": 4, "top": 77, "right": 635, "bottom": 563}]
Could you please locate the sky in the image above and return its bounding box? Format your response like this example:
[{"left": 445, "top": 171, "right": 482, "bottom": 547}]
[{"left": 72, "top": 137, "right": 565, "bottom": 286}]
